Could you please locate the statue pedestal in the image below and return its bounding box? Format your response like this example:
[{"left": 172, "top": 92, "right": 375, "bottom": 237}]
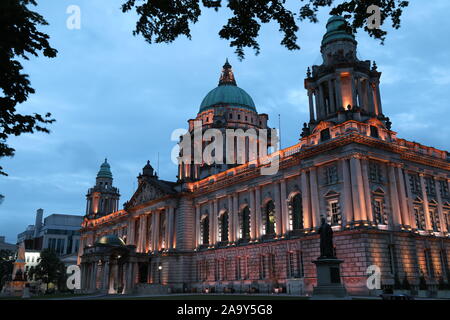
[{"left": 311, "top": 258, "right": 349, "bottom": 299}]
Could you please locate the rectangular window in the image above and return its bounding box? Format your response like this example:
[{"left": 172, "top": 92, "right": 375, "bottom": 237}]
[
  {"left": 373, "top": 199, "right": 386, "bottom": 225},
  {"left": 325, "top": 165, "right": 338, "bottom": 184},
  {"left": 260, "top": 255, "right": 267, "bottom": 279},
  {"left": 425, "top": 177, "right": 436, "bottom": 196},
  {"left": 236, "top": 257, "right": 242, "bottom": 280},
  {"left": 409, "top": 174, "right": 421, "bottom": 194},
  {"left": 297, "top": 251, "right": 304, "bottom": 278},
  {"left": 430, "top": 208, "right": 440, "bottom": 232},
  {"left": 388, "top": 245, "right": 398, "bottom": 275},
  {"left": 327, "top": 200, "right": 341, "bottom": 226},
  {"left": 287, "top": 252, "right": 295, "bottom": 278},
  {"left": 414, "top": 206, "right": 425, "bottom": 230},
  {"left": 425, "top": 249, "right": 435, "bottom": 278},
  {"left": 440, "top": 181, "right": 449, "bottom": 199},
  {"left": 369, "top": 162, "right": 382, "bottom": 183}
]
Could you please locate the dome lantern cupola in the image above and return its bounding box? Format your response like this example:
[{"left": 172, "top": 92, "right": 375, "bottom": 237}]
[
  {"left": 97, "top": 158, "right": 112, "bottom": 179},
  {"left": 199, "top": 60, "right": 256, "bottom": 113}
]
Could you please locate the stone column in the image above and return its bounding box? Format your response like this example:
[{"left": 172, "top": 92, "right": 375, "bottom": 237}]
[
  {"left": 435, "top": 178, "right": 447, "bottom": 233},
  {"left": 361, "top": 158, "right": 373, "bottom": 223},
  {"left": 166, "top": 207, "right": 173, "bottom": 249},
  {"left": 314, "top": 90, "right": 320, "bottom": 120},
  {"left": 375, "top": 81, "right": 383, "bottom": 115},
  {"left": 249, "top": 188, "right": 257, "bottom": 240},
  {"left": 108, "top": 262, "right": 116, "bottom": 294},
  {"left": 91, "top": 262, "right": 98, "bottom": 291},
  {"left": 351, "top": 74, "right": 357, "bottom": 107},
  {"left": 209, "top": 201, "right": 214, "bottom": 246},
  {"left": 366, "top": 80, "right": 375, "bottom": 114},
  {"left": 356, "top": 76, "right": 364, "bottom": 109},
  {"left": 280, "top": 179, "right": 289, "bottom": 234},
  {"left": 233, "top": 194, "right": 239, "bottom": 242},
  {"left": 141, "top": 215, "right": 147, "bottom": 252},
  {"left": 127, "top": 218, "right": 135, "bottom": 246},
  {"left": 274, "top": 182, "right": 282, "bottom": 236},
  {"left": 308, "top": 90, "right": 315, "bottom": 122},
  {"left": 214, "top": 199, "right": 219, "bottom": 244},
  {"left": 397, "top": 166, "right": 411, "bottom": 227},
  {"left": 154, "top": 210, "right": 160, "bottom": 252},
  {"left": 254, "top": 186, "right": 262, "bottom": 238},
  {"left": 349, "top": 157, "right": 367, "bottom": 222},
  {"left": 388, "top": 164, "right": 403, "bottom": 228},
  {"left": 80, "top": 263, "right": 86, "bottom": 291},
  {"left": 227, "top": 196, "right": 234, "bottom": 242},
  {"left": 405, "top": 172, "right": 417, "bottom": 230},
  {"left": 318, "top": 84, "right": 325, "bottom": 119},
  {"left": 102, "top": 261, "right": 110, "bottom": 291},
  {"left": 419, "top": 174, "right": 432, "bottom": 231},
  {"left": 309, "top": 167, "right": 321, "bottom": 228},
  {"left": 195, "top": 205, "right": 201, "bottom": 247},
  {"left": 300, "top": 170, "right": 312, "bottom": 230},
  {"left": 328, "top": 79, "right": 335, "bottom": 113},
  {"left": 335, "top": 74, "right": 343, "bottom": 109}
]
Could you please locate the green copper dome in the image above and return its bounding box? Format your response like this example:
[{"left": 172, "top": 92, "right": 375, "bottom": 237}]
[
  {"left": 322, "top": 15, "right": 355, "bottom": 46},
  {"left": 199, "top": 60, "right": 256, "bottom": 113},
  {"left": 97, "top": 158, "right": 112, "bottom": 179},
  {"left": 96, "top": 235, "right": 125, "bottom": 246}
]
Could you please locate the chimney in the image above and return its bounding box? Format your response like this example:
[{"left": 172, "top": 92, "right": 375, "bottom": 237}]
[{"left": 34, "top": 208, "right": 44, "bottom": 238}]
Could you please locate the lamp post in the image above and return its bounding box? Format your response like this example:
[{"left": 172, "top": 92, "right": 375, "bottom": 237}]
[{"left": 158, "top": 264, "right": 162, "bottom": 284}]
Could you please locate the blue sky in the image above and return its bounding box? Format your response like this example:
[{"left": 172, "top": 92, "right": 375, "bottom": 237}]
[{"left": 1, "top": 0, "right": 450, "bottom": 243}]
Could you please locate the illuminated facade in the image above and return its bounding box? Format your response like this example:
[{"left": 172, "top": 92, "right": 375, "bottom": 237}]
[{"left": 79, "top": 16, "right": 450, "bottom": 296}]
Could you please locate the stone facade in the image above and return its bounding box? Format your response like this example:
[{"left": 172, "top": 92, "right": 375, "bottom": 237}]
[{"left": 79, "top": 16, "right": 450, "bottom": 296}]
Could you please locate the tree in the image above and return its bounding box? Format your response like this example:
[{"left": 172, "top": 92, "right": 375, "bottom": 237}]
[
  {"left": 0, "top": 0, "right": 57, "bottom": 176},
  {"left": 0, "top": 249, "right": 14, "bottom": 291},
  {"left": 31, "top": 249, "right": 66, "bottom": 293},
  {"left": 121, "top": 0, "right": 409, "bottom": 59}
]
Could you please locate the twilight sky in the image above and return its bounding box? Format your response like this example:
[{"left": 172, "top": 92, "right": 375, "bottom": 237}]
[{"left": 1, "top": 0, "right": 450, "bottom": 243}]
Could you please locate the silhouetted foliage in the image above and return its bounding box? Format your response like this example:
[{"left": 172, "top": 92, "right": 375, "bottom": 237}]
[
  {"left": 29, "top": 249, "right": 66, "bottom": 293},
  {"left": 0, "top": 249, "right": 14, "bottom": 291},
  {"left": 0, "top": 194, "right": 4, "bottom": 205},
  {"left": 122, "top": 0, "right": 409, "bottom": 59},
  {"left": 0, "top": 0, "right": 57, "bottom": 176}
]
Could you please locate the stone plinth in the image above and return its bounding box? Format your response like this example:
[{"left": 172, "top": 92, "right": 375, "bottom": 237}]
[{"left": 311, "top": 258, "right": 349, "bottom": 299}]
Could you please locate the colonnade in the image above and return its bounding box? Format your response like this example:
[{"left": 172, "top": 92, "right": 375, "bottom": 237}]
[{"left": 128, "top": 206, "right": 176, "bottom": 253}]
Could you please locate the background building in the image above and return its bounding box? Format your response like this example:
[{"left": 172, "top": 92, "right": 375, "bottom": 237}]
[
  {"left": 17, "top": 209, "right": 83, "bottom": 257},
  {"left": 0, "top": 236, "right": 17, "bottom": 252}
]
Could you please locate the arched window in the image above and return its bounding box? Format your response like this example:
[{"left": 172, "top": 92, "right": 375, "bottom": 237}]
[
  {"left": 201, "top": 215, "right": 209, "bottom": 245},
  {"left": 219, "top": 211, "right": 229, "bottom": 242},
  {"left": 290, "top": 194, "right": 303, "bottom": 231},
  {"left": 239, "top": 207, "right": 251, "bottom": 240},
  {"left": 263, "top": 201, "right": 276, "bottom": 236}
]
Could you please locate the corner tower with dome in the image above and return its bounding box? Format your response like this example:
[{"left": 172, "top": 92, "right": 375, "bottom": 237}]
[
  {"left": 85, "top": 159, "right": 121, "bottom": 218},
  {"left": 79, "top": 16, "right": 450, "bottom": 297}
]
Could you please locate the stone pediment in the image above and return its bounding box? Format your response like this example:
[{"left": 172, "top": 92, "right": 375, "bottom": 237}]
[{"left": 125, "top": 179, "right": 174, "bottom": 209}]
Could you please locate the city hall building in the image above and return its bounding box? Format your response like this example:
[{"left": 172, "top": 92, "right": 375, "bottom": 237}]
[{"left": 78, "top": 16, "right": 450, "bottom": 296}]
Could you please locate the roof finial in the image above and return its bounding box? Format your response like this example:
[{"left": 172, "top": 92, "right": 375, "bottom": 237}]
[
  {"left": 219, "top": 59, "right": 237, "bottom": 86},
  {"left": 372, "top": 61, "right": 378, "bottom": 71}
]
